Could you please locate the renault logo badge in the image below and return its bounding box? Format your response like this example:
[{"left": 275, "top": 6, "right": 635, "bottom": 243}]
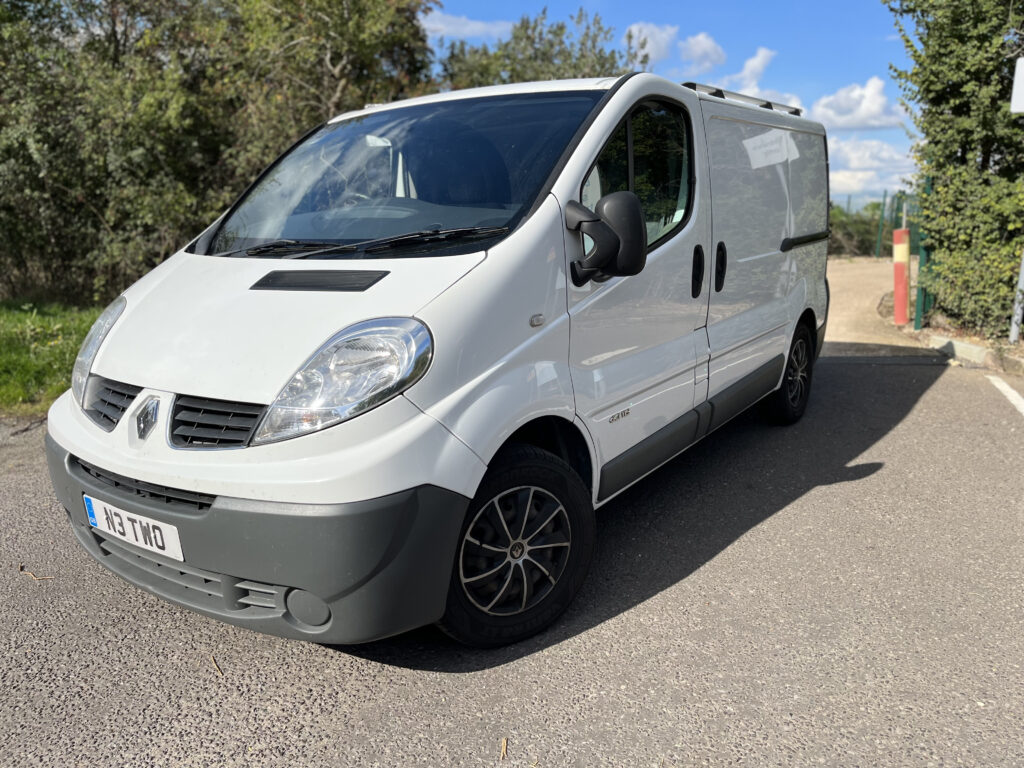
[{"left": 135, "top": 395, "right": 160, "bottom": 441}]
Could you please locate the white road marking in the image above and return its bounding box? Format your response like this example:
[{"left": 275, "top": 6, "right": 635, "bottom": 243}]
[{"left": 986, "top": 375, "right": 1024, "bottom": 418}]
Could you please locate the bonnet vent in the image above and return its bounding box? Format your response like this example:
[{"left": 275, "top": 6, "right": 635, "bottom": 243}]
[{"left": 250, "top": 270, "right": 389, "bottom": 292}]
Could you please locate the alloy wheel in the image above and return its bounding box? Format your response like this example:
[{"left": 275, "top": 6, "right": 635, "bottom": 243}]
[
  {"left": 458, "top": 486, "right": 572, "bottom": 617},
  {"left": 785, "top": 336, "right": 809, "bottom": 408}
]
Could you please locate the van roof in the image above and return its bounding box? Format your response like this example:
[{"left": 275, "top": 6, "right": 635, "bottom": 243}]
[
  {"left": 331, "top": 77, "right": 624, "bottom": 124},
  {"left": 682, "top": 81, "right": 803, "bottom": 117},
  {"left": 332, "top": 74, "right": 822, "bottom": 133}
]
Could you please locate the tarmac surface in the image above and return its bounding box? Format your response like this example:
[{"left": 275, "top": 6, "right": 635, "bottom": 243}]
[{"left": 2, "top": 257, "right": 1023, "bottom": 766}]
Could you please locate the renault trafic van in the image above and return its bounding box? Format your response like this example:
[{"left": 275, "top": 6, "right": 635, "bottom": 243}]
[{"left": 46, "top": 74, "right": 829, "bottom": 647}]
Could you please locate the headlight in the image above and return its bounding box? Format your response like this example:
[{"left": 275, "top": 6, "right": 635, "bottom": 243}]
[
  {"left": 251, "top": 317, "right": 432, "bottom": 445},
  {"left": 71, "top": 296, "right": 126, "bottom": 407}
]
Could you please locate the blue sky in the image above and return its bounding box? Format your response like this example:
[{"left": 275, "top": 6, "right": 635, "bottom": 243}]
[{"left": 424, "top": 1, "right": 916, "bottom": 208}]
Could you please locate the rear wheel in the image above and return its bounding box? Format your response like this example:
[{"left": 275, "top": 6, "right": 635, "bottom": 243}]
[
  {"left": 438, "top": 445, "right": 594, "bottom": 647},
  {"left": 768, "top": 323, "right": 814, "bottom": 424}
]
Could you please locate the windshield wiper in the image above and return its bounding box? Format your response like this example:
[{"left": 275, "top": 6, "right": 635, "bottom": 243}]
[
  {"left": 218, "top": 239, "right": 344, "bottom": 258},
  {"left": 284, "top": 226, "right": 510, "bottom": 259}
]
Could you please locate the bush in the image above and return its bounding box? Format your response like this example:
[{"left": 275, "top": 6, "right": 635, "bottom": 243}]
[
  {"left": 828, "top": 204, "right": 892, "bottom": 257},
  {"left": 887, "top": 0, "right": 1024, "bottom": 338},
  {"left": 0, "top": 1, "right": 434, "bottom": 305}
]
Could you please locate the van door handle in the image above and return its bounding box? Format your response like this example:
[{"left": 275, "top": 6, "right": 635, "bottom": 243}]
[
  {"left": 714, "top": 242, "right": 727, "bottom": 292},
  {"left": 691, "top": 245, "right": 705, "bottom": 298}
]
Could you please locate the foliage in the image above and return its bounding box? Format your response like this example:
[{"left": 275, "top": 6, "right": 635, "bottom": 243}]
[
  {"left": 886, "top": 0, "right": 1024, "bottom": 338},
  {"left": 829, "top": 203, "right": 893, "bottom": 257},
  {"left": 440, "top": 8, "right": 647, "bottom": 90},
  {"left": 0, "top": 0, "right": 435, "bottom": 303},
  {"left": 0, "top": 301, "right": 101, "bottom": 414},
  {"left": 229, "top": 0, "right": 437, "bottom": 186}
]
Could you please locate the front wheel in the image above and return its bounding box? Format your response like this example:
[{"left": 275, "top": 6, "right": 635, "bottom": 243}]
[
  {"left": 438, "top": 445, "right": 594, "bottom": 647},
  {"left": 767, "top": 323, "right": 814, "bottom": 424}
]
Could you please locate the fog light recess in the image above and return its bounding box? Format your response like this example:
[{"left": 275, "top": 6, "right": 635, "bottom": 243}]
[{"left": 285, "top": 589, "right": 331, "bottom": 627}]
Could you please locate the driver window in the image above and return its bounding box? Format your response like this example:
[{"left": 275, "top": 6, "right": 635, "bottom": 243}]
[
  {"left": 582, "top": 121, "right": 627, "bottom": 210},
  {"left": 581, "top": 102, "right": 692, "bottom": 248}
]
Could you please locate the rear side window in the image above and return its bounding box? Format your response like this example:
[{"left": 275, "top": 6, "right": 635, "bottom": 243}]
[
  {"left": 788, "top": 131, "right": 829, "bottom": 236},
  {"left": 581, "top": 101, "right": 692, "bottom": 247}
]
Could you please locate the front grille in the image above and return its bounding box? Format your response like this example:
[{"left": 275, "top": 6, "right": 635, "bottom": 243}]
[
  {"left": 94, "top": 533, "right": 285, "bottom": 617},
  {"left": 73, "top": 456, "right": 216, "bottom": 513},
  {"left": 84, "top": 377, "right": 142, "bottom": 431},
  {"left": 170, "top": 395, "right": 266, "bottom": 448}
]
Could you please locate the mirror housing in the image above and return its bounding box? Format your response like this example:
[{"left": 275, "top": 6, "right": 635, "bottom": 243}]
[{"left": 565, "top": 191, "right": 647, "bottom": 286}]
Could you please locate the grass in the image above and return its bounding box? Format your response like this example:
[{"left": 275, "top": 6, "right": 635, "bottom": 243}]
[{"left": 0, "top": 301, "right": 101, "bottom": 417}]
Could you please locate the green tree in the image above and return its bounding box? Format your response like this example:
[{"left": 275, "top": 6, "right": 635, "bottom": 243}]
[
  {"left": 0, "top": 4, "right": 89, "bottom": 298},
  {"left": 229, "top": 0, "right": 435, "bottom": 182},
  {"left": 0, "top": 0, "right": 435, "bottom": 302},
  {"left": 0, "top": 1, "right": 239, "bottom": 297},
  {"left": 441, "top": 8, "right": 647, "bottom": 90},
  {"left": 886, "top": 0, "right": 1024, "bottom": 337}
]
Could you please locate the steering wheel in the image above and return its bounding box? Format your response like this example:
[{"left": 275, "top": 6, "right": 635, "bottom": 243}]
[{"left": 338, "top": 192, "right": 370, "bottom": 208}]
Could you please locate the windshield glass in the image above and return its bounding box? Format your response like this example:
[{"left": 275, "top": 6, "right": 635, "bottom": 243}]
[{"left": 209, "top": 91, "right": 604, "bottom": 257}]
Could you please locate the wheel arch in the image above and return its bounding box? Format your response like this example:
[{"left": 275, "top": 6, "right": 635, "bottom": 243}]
[
  {"left": 495, "top": 415, "right": 594, "bottom": 494},
  {"left": 798, "top": 307, "right": 817, "bottom": 346}
]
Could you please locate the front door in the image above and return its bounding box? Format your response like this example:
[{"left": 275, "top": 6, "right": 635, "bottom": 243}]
[{"left": 566, "top": 94, "right": 712, "bottom": 497}]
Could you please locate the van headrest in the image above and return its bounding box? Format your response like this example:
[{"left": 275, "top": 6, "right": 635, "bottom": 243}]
[{"left": 404, "top": 119, "right": 511, "bottom": 208}]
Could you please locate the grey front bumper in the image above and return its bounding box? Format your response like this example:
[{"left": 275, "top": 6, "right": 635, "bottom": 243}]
[{"left": 46, "top": 433, "right": 469, "bottom": 644}]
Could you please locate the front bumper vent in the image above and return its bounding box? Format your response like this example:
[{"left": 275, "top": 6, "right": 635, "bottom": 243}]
[
  {"left": 170, "top": 395, "right": 266, "bottom": 448},
  {"left": 93, "top": 532, "right": 285, "bottom": 617},
  {"left": 73, "top": 456, "right": 216, "bottom": 513},
  {"left": 84, "top": 377, "right": 142, "bottom": 431}
]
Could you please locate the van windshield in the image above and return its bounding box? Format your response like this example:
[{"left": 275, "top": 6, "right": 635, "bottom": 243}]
[{"left": 208, "top": 91, "right": 605, "bottom": 258}]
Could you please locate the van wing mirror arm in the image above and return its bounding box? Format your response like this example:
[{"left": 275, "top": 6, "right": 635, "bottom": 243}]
[
  {"left": 564, "top": 200, "right": 598, "bottom": 230},
  {"left": 565, "top": 201, "right": 620, "bottom": 286}
]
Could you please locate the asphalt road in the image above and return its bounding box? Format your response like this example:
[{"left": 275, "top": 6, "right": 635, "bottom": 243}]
[{"left": 2, "top": 338, "right": 1023, "bottom": 763}]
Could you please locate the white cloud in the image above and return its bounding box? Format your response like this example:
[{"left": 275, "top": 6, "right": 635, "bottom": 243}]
[
  {"left": 677, "top": 32, "right": 725, "bottom": 77},
  {"left": 830, "top": 170, "right": 879, "bottom": 195},
  {"left": 829, "top": 136, "right": 913, "bottom": 171},
  {"left": 718, "top": 47, "right": 803, "bottom": 111},
  {"left": 723, "top": 46, "right": 775, "bottom": 92},
  {"left": 623, "top": 22, "right": 679, "bottom": 67},
  {"left": 421, "top": 10, "right": 513, "bottom": 41},
  {"left": 810, "top": 77, "right": 906, "bottom": 130},
  {"left": 828, "top": 136, "right": 914, "bottom": 194},
  {"left": 830, "top": 170, "right": 911, "bottom": 195}
]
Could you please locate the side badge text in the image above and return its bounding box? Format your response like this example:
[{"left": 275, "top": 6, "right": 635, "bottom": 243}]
[{"left": 608, "top": 408, "right": 630, "bottom": 424}]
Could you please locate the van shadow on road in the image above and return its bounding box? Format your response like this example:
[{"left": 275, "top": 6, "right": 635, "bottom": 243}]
[{"left": 340, "top": 342, "right": 948, "bottom": 671}]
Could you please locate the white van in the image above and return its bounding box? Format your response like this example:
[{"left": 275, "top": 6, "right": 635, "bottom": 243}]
[{"left": 46, "top": 74, "right": 829, "bottom": 647}]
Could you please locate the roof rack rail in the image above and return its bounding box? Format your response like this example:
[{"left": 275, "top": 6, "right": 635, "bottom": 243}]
[{"left": 681, "top": 82, "right": 802, "bottom": 116}]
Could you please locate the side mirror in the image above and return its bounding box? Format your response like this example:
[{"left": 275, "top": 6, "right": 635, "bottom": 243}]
[{"left": 565, "top": 191, "right": 647, "bottom": 286}]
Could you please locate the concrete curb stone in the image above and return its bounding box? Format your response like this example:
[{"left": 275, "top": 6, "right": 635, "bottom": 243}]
[
  {"left": 919, "top": 334, "right": 1024, "bottom": 375},
  {"left": 873, "top": 288, "right": 1024, "bottom": 374}
]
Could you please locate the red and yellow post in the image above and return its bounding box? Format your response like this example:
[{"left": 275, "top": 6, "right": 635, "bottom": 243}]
[{"left": 893, "top": 228, "right": 910, "bottom": 325}]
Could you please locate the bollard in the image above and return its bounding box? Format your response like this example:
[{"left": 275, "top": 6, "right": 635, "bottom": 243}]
[{"left": 893, "top": 228, "right": 910, "bottom": 325}]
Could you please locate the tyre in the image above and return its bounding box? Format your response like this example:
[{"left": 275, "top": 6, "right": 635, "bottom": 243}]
[
  {"left": 767, "top": 322, "right": 814, "bottom": 424},
  {"left": 438, "top": 444, "right": 595, "bottom": 647}
]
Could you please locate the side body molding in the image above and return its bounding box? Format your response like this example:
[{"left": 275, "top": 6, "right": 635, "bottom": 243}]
[{"left": 598, "top": 355, "right": 785, "bottom": 501}]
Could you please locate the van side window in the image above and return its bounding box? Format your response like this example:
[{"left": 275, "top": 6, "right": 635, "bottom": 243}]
[
  {"left": 581, "top": 121, "right": 628, "bottom": 210},
  {"left": 581, "top": 102, "right": 692, "bottom": 248},
  {"left": 632, "top": 105, "right": 690, "bottom": 243}
]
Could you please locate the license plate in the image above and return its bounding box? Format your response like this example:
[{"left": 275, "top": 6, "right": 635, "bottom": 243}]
[{"left": 83, "top": 494, "right": 184, "bottom": 562}]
